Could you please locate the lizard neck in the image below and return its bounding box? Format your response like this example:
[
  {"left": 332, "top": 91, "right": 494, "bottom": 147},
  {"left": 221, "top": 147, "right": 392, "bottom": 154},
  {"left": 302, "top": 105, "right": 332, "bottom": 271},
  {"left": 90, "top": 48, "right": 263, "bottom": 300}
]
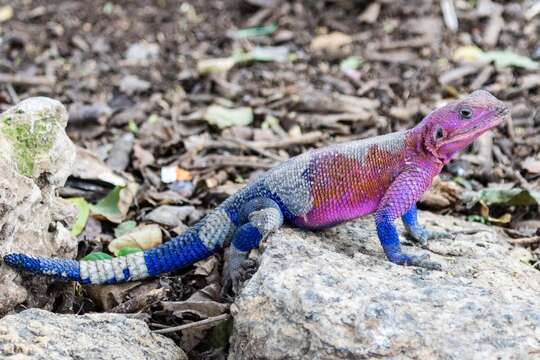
[{"left": 405, "top": 126, "right": 444, "bottom": 172}]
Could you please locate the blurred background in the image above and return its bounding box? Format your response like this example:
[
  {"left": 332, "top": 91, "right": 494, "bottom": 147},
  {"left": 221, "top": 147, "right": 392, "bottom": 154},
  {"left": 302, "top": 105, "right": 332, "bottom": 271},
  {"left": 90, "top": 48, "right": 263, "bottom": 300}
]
[{"left": 0, "top": 0, "right": 539, "bottom": 356}]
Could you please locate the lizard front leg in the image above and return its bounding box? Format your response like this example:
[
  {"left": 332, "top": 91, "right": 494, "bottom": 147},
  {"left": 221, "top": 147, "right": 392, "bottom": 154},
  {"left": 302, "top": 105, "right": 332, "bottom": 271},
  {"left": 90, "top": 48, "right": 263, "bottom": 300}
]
[
  {"left": 401, "top": 204, "right": 449, "bottom": 247},
  {"left": 222, "top": 198, "right": 283, "bottom": 297},
  {"left": 375, "top": 168, "right": 441, "bottom": 270}
]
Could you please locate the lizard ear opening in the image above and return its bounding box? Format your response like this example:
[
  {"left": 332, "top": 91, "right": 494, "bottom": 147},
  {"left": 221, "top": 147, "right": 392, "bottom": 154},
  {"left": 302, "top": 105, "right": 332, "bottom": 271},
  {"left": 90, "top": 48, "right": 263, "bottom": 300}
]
[{"left": 433, "top": 126, "right": 444, "bottom": 142}]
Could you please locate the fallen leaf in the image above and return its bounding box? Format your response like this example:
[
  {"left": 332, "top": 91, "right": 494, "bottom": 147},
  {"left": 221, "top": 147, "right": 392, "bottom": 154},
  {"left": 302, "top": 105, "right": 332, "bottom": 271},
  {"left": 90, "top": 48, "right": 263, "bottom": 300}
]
[
  {"left": 108, "top": 224, "right": 163, "bottom": 255},
  {"left": 91, "top": 183, "right": 138, "bottom": 223},
  {"left": 82, "top": 252, "right": 113, "bottom": 261},
  {"left": 480, "top": 201, "right": 512, "bottom": 224},
  {"left": 230, "top": 24, "right": 277, "bottom": 39},
  {"left": 483, "top": 51, "right": 539, "bottom": 70},
  {"left": 116, "top": 246, "right": 144, "bottom": 257},
  {"left": 453, "top": 46, "right": 539, "bottom": 70},
  {"left": 72, "top": 147, "right": 127, "bottom": 186},
  {"left": 310, "top": 32, "right": 352, "bottom": 52},
  {"left": 114, "top": 220, "right": 137, "bottom": 238},
  {"left": 249, "top": 46, "right": 289, "bottom": 62},
  {"left": 204, "top": 105, "right": 253, "bottom": 129},
  {"left": 91, "top": 186, "right": 123, "bottom": 218},
  {"left": 340, "top": 56, "right": 363, "bottom": 71},
  {"left": 67, "top": 197, "right": 90, "bottom": 236},
  {"left": 0, "top": 5, "right": 13, "bottom": 23},
  {"left": 522, "top": 157, "right": 540, "bottom": 174},
  {"left": 197, "top": 57, "right": 236, "bottom": 75},
  {"left": 453, "top": 45, "right": 484, "bottom": 63},
  {"left": 463, "top": 187, "right": 540, "bottom": 208},
  {"left": 194, "top": 256, "right": 219, "bottom": 276},
  {"left": 144, "top": 205, "right": 199, "bottom": 227}
]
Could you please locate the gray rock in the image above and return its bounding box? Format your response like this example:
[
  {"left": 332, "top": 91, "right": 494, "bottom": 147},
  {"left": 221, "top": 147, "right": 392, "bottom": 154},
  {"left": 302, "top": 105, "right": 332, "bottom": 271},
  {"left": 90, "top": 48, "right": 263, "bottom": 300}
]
[
  {"left": 0, "top": 98, "right": 77, "bottom": 315},
  {"left": 230, "top": 212, "right": 540, "bottom": 359},
  {"left": 0, "top": 308, "right": 186, "bottom": 360}
]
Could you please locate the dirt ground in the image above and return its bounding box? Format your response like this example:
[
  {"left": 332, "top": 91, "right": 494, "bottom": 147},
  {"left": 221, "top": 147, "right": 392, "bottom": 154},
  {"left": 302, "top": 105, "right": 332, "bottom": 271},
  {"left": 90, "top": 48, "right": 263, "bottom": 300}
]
[{"left": 1, "top": 0, "right": 540, "bottom": 358}]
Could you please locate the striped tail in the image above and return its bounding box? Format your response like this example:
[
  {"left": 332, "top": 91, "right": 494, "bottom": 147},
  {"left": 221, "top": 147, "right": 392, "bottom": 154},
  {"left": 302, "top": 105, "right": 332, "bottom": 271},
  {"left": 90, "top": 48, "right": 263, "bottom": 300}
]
[{"left": 3, "top": 207, "right": 237, "bottom": 285}]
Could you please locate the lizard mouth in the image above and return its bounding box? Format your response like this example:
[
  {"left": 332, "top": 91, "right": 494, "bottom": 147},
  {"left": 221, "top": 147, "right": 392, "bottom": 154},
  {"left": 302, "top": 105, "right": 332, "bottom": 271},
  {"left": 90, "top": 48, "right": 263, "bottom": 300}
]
[{"left": 439, "top": 108, "right": 507, "bottom": 147}]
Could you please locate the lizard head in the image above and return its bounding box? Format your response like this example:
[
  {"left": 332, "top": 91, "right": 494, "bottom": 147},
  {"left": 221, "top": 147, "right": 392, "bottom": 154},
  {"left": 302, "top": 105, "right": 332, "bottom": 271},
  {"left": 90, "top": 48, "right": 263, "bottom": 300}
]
[{"left": 420, "top": 90, "right": 509, "bottom": 164}]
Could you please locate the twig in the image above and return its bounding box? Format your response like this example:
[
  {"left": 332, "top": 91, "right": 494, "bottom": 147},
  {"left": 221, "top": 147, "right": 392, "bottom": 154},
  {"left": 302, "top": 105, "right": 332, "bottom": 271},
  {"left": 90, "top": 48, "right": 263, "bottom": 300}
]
[
  {"left": 440, "top": 0, "right": 458, "bottom": 32},
  {"left": 0, "top": 73, "right": 55, "bottom": 87},
  {"left": 253, "top": 131, "right": 327, "bottom": 149},
  {"left": 5, "top": 83, "right": 19, "bottom": 104},
  {"left": 509, "top": 236, "right": 540, "bottom": 246},
  {"left": 224, "top": 137, "right": 287, "bottom": 161},
  {"left": 153, "top": 314, "right": 231, "bottom": 334}
]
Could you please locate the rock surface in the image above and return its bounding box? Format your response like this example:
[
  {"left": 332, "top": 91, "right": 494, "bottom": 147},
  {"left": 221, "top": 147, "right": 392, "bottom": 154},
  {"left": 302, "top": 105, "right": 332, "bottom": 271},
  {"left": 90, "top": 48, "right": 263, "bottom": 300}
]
[
  {"left": 0, "top": 308, "right": 186, "bottom": 360},
  {"left": 230, "top": 212, "right": 540, "bottom": 359},
  {"left": 0, "top": 98, "right": 77, "bottom": 315}
]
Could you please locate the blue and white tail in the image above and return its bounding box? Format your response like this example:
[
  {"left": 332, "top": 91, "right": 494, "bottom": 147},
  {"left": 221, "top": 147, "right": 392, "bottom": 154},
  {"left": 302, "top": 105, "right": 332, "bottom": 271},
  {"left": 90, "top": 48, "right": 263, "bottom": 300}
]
[{"left": 3, "top": 207, "right": 237, "bottom": 285}]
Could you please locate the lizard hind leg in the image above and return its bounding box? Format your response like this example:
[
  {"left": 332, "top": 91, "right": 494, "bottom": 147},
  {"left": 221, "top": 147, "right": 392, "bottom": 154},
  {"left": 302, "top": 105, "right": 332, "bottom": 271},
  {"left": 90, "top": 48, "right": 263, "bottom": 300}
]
[{"left": 222, "top": 197, "right": 283, "bottom": 297}]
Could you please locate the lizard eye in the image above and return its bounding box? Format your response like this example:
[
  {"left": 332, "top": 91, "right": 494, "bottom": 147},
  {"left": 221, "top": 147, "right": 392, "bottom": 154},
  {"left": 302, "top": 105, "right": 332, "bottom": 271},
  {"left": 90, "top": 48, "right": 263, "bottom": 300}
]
[
  {"left": 434, "top": 126, "right": 444, "bottom": 141},
  {"left": 459, "top": 107, "right": 473, "bottom": 119}
]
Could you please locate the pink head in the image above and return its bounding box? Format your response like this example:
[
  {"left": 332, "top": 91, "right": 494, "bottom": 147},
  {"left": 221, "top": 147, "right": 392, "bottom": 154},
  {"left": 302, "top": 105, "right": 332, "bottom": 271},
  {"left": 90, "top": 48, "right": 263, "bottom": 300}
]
[{"left": 417, "top": 90, "right": 509, "bottom": 164}]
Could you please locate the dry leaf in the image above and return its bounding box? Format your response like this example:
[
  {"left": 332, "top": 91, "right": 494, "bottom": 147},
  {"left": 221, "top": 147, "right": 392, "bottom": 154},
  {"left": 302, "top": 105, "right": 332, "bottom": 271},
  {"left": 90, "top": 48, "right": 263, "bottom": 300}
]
[
  {"left": 108, "top": 224, "right": 163, "bottom": 255},
  {"left": 310, "top": 32, "right": 352, "bottom": 52}
]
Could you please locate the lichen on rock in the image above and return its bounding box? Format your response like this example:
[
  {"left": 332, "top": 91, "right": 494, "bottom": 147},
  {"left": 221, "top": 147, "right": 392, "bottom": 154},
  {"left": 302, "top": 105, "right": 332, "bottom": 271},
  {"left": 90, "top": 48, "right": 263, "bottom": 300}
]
[{"left": 1, "top": 106, "right": 61, "bottom": 177}]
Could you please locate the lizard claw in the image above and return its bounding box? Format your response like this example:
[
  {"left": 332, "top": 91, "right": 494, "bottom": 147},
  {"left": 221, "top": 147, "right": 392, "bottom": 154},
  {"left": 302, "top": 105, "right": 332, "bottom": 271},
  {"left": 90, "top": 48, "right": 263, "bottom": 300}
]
[
  {"left": 406, "top": 227, "right": 452, "bottom": 247},
  {"left": 221, "top": 256, "right": 258, "bottom": 302},
  {"left": 389, "top": 253, "right": 442, "bottom": 271}
]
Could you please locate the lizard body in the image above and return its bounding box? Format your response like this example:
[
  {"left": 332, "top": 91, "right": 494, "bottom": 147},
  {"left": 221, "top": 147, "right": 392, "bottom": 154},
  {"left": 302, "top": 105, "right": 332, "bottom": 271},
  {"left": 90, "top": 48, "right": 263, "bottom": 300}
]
[{"left": 3, "top": 90, "right": 509, "bottom": 289}]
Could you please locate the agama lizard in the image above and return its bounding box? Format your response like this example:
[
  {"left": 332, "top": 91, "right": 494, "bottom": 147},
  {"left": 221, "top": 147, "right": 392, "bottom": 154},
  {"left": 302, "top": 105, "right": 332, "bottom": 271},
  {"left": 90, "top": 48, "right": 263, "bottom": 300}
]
[{"left": 3, "top": 90, "right": 509, "bottom": 292}]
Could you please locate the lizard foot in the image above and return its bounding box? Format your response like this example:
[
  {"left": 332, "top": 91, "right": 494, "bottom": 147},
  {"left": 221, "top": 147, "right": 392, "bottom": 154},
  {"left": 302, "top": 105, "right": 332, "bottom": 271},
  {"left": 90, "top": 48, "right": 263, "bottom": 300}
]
[
  {"left": 390, "top": 253, "right": 442, "bottom": 271},
  {"left": 221, "top": 258, "right": 257, "bottom": 302},
  {"left": 406, "top": 227, "right": 452, "bottom": 247}
]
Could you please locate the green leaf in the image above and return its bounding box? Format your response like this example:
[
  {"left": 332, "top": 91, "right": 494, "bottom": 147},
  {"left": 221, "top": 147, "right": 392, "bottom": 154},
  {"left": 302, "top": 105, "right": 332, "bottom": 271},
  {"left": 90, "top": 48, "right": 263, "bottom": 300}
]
[
  {"left": 340, "top": 56, "right": 363, "bottom": 71},
  {"left": 146, "top": 114, "right": 159, "bottom": 124},
  {"left": 231, "top": 24, "right": 277, "bottom": 39},
  {"left": 463, "top": 187, "right": 540, "bottom": 208},
  {"left": 249, "top": 46, "right": 289, "bottom": 62},
  {"left": 128, "top": 120, "right": 139, "bottom": 133},
  {"left": 478, "top": 188, "right": 540, "bottom": 206},
  {"left": 91, "top": 186, "right": 125, "bottom": 218},
  {"left": 196, "top": 318, "right": 233, "bottom": 352},
  {"left": 114, "top": 220, "right": 137, "bottom": 238},
  {"left": 466, "top": 215, "right": 486, "bottom": 224},
  {"left": 204, "top": 105, "right": 253, "bottom": 129},
  {"left": 261, "top": 114, "right": 279, "bottom": 129},
  {"left": 81, "top": 252, "right": 113, "bottom": 261},
  {"left": 116, "top": 246, "right": 143, "bottom": 257},
  {"left": 483, "top": 51, "right": 539, "bottom": 70},
  {"left": 67, "top": 197, "right": 90, "bottom": 236}
]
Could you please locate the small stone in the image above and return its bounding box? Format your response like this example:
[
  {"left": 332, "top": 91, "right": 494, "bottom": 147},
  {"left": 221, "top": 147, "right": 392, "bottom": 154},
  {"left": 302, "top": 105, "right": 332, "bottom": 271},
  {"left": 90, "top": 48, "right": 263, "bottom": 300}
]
[
  {"left": 119, "top": 75, "right": 151, "bottom": 95},
  {"left": 125, "top": 42, "right": 159, "bottom": 62},
  {"left": 532, "top": 46, "right": 540, "bottom": 61},
  {"left": 0, "top": 309, "right": 186, "bottom": 360}
]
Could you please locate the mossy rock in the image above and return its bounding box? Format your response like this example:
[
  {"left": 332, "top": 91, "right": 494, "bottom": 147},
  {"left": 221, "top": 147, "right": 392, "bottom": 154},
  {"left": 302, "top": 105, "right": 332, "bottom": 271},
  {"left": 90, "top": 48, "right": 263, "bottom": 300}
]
[{"left": 1, "top": 106, "right": 61, "bottom": 177}]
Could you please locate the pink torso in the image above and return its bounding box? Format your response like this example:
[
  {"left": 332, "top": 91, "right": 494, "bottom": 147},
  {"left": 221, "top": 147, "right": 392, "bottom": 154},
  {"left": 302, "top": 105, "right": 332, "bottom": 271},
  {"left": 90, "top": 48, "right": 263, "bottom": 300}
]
[{"left": 289, "top": 130, "right": 440, "bottom": 229}]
